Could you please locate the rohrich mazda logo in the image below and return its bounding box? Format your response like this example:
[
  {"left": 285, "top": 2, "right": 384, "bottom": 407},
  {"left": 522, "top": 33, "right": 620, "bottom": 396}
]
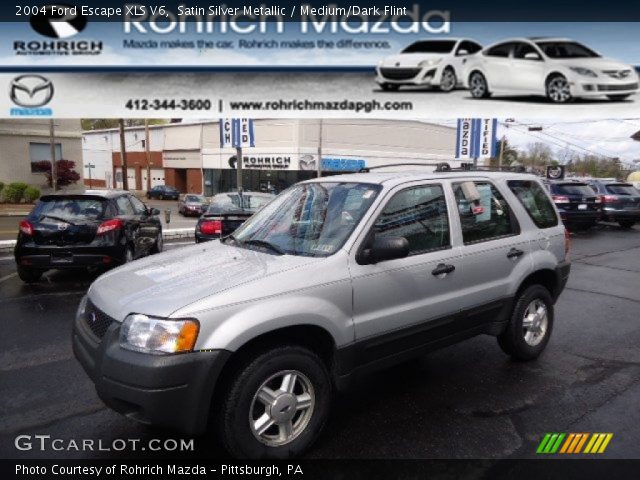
[
  {"left": 9, "top": 75, "right": 54, "bottom": 116},
  {"left": 30, "top": 4, "right": 87, "bottom": 39}
]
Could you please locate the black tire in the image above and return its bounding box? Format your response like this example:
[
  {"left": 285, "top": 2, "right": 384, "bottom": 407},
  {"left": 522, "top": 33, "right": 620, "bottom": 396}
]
[
  {"left": 17, "top": 266, "right": 43, "bottom": 283},
  {"left": 607, "top": 94, "right": 631, "bottom": 101},
  {"left": 546, "top": 74, "right": 572, "bottom": 103},
  {"left": 469, "top": 72, "right": 491, "bottom": 98},
  {"left": 439, "top": 67, "right": 457, "bottom": 92},
  {"left": 218, "top": 345, "right": 332, "bottom": 459},
  {"left": 498, "top": 285, "right": 554, "bottom": 361},
  {"left": 151, "top": 230, "right": 163, "bottom": 254},
  {"left": 380, "top": 83, "right": 400, "bottom": 92},
  {"left": 618, "top": 220, "right": 635, "bottom": 229}
]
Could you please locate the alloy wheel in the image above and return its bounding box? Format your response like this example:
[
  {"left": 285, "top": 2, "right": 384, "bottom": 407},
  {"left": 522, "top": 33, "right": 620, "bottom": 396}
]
[
  {"left": 547, "top": 77, "right": 571, "bottom": 103},
  {"left": 470, "top": 73, "right": 487, "bottom": 97},
  {"left": 440, "top": 69, "right": 456, "bottom": 92},
  {"left": 522, "top": 299, "right": 548, "bottom": 346},
  {"left": 249, "top": 370, "right": 315, "bottom": 447}
]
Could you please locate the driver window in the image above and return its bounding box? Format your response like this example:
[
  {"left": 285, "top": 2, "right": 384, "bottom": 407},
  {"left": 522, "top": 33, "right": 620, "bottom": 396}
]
[{"left": 374, "top": 184, "right": 450, "bottom": 256}]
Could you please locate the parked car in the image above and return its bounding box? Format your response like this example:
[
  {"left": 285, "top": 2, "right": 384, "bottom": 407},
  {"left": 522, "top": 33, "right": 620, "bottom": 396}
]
[
  {"left": 545, "top": 180, "right": 601, "bottom": 230},
  {"left": 15, "top": 191, "right": 162, "bottom": 283},
  {"left": 179, "top": 194, "right": 209, "bottom": 217},
  {"left": 195, "top": 191, "right": 274, "bottom": 242},
  {"left": 73, "top": 170, "right": 570, "bottom": 459},
  {"left": 465, "top": 37, "right": 639, "bottom": 103},
  {"left": 376, "top": 38, "right": 482, "bottom": 92},
  {"left": 585, "top": 180, "right": 640, "bottom": 228},
  {"left": 146, "top": 185, "right": 180, "bottom": 200}
]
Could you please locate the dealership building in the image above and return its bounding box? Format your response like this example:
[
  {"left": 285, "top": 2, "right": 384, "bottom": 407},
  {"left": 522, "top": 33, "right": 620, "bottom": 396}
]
[{"left": 82, "top": 119, "right": 457, "bottom": 195}]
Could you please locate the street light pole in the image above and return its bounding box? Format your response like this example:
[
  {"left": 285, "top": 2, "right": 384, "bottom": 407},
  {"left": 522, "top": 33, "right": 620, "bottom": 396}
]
[
  {"left": 119, "top": 119, "right": 128, "bottom": 190},
  {"left": 49, "top": 119, "right": 57, "bottom": 191},
  {"left": 145, "top": 119, "right": 151, "bottom": 191},
  {"left": 317, "top": 119, "right": 323, "bottom": 178},
  {"left": 236, "top": 146, "right": 243, "bottom": 194}
]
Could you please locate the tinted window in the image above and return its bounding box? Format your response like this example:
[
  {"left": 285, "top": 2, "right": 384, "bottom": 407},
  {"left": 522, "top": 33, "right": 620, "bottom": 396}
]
[
  {"left": 514, "top": 42, "right": 540, "bottom": 59},
  {"left": 606, "top": 184, "right": 639, "bottom": 195},
  {"left": 454, "top": 181, "right": 519, "bottom": 244},
  {"left": 184, "top": 195, "right": 204, "bottom": 202},
  {"left": 402, "top": 40, "right": 456, "bottom": 54},
  {"left": 129, "top": 195, "right": 147, "bottom": 214},
  {"left": 374, "top": 185, "right": 450, "bottom": 255},
  {"left": 457, "top": 41, "right": 482, "bottom": 55},
  {"left": 508, "top": 180, "right": 559, "bottom": 229},
  {"left": 116, "top": 196, "right": 135, "bottom": 215},
  {"left": 208, "top": 193, "right": 273, "bottom": 214},
  {"left": 536, "top": 41, "right": 599, "bottom": 58},
  {"left": 553, "top": 183, "right": 596, "bottom": 195},
  {"left": 31, "top": 197, "right": 107, "bottom": 221},
  {"left": 486, "top": 43, "right": 513, "bottom": 58}
]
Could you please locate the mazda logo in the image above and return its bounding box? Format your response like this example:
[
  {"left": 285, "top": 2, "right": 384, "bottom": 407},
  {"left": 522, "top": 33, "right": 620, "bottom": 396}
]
[
  {"left": 30, "top": 4, "right": 87, "bottom": 39},
  {"left": 9, "top": 75, "right": 54, "bottom": 107}
]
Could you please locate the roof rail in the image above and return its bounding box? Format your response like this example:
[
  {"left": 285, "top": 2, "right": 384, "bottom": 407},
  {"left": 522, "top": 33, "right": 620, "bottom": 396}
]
[
  {"left": 358, "top": 162, "right": 452, "bottom": 173},
  {"left": 452, "top": 163, "right": 527, "bottom": 173}
]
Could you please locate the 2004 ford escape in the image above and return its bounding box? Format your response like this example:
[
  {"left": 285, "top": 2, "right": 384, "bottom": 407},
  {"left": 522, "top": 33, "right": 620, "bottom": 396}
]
[{"left": 73, "top": 168, "right": 571, "bottom": 459}]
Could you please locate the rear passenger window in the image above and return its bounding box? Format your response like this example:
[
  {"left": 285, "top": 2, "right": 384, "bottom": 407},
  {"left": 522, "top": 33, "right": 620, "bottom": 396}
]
[
  {"left": 453, "top": 181, "right": 519, "bottom": 244},
  {"left": 116, "top": 196, "right": 135, "bottom": 215},
  {"left": 485, "top": 42, "right": 512, "bottom": 58},
  {"left": 374, "top": 185, "right": 450, "bottom": 255},
  {"left": 508, "top": 180, "right": 558, "bottom": 229}
]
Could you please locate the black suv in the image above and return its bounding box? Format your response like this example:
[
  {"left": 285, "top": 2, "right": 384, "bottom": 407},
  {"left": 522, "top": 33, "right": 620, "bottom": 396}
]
[
  {"left": 146, "top": 185, "right": 180, "bottom": 200},
  {"left": 14, "top": 191, "right": 163, "bottom": 283},
  {"left": 586, "top": 180, "right": 640, "bottom": 229},
  {"left": 546, "top": 180, "right": 600, "bottom": 231}
]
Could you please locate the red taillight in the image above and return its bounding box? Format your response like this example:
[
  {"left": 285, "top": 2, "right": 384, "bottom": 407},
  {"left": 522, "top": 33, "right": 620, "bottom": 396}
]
[
  {"left": 200, "top": 220, "right": 222, "bottom": 235},
  {"left": 564, "top": 228, "right": 572, "bottom": 260},
  {"left": 19, "top": 220, "right": 33, "bottom": 236},
  {"left": 97, "top": 218, "right": 123, "bottom": 235},
  {"left": 601, "top": 195, "right": 618, "bottom": 203},
  {"left": 552, "top": 195, "right": 570, "bottom": 203}
]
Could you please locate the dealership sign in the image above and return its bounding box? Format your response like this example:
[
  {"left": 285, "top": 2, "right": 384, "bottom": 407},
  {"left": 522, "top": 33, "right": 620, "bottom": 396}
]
[
  {"left": 220, "top": 118, "right": 255, "bottom": 148},
  {"left": 456, "top": 118, "right": 498, "bottom": 159}
]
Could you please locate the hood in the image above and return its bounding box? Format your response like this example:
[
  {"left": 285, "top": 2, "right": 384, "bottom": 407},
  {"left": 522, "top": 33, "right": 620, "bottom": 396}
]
[
  {"left": 381, "top": 53, "right": 445, "bottom": 67},
  {"left": 88, "top": 241, "right": 318, "bottom": 321},
  {"left": 553, "top": 57, "right": 635, "bottom": 72}
]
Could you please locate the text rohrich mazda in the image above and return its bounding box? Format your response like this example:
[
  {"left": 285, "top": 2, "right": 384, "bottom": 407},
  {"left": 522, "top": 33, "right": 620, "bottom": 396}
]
[
  {"left": 465, "top": 37, "right": 639, "bottom": 103},
  {"left": 376, "top": 38, "right": 483, "bottom": 92}
]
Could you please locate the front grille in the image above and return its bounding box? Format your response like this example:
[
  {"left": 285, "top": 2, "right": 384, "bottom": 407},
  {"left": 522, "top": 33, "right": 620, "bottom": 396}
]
[
  {"left": 380, "top": 67, "right": 421, "bottom": 81},
  {"left": 597, "top": 83, "right": 638, "bottom": 92},
  {"left": 602, "top": 69, "right": 632, "bottom": 79},
  {"left": 84, "top": 300, "right": 115, "bottom": 340}
]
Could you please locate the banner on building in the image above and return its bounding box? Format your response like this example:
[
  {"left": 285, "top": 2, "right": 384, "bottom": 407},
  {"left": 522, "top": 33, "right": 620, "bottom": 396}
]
[
  {"left": 220, "top": 118, "right": 255, "bottom": 148},
  {"left": 456, "top": 118, "right": 498, "bottom": 159}
]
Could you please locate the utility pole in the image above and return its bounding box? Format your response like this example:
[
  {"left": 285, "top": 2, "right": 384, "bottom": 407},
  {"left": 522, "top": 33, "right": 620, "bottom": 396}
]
[
  {"left": 236, "top": 146, "right": 243, "bottom": 194},
  {"left": 317, "top": 119, "right": 323, "bottom": 178},
  {"left": 49, "top": 119, "right": 57, "bottom": 191},
  {"left": 119, "top": 119, "right": 128, "bottom": 190},
  {"left": 145, "top": 119, "right": 151, "bottom": 191},
  {"left": 498, "top": 135, "right": 506, "bottom": 168}
]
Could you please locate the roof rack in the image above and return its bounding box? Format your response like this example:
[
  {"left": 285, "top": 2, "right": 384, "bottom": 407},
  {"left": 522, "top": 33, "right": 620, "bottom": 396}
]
[{"left": 358, "top": 162, "right": 527, "bottom": 174}]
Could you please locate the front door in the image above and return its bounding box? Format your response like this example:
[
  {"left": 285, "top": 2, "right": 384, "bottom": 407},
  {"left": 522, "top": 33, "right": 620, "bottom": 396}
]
[{"left": 349, "top": 182, "right": 463, "bottom": 366}]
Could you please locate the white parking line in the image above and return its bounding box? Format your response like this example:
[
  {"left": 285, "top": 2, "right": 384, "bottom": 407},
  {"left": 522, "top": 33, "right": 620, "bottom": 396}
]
[{"left": 0, "top": 272, "right": 17, "bottom": 283}]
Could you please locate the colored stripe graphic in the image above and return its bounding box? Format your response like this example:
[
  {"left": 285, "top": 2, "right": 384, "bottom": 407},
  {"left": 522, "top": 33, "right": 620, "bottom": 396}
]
[{"left": 537, "top": 433, "right": 613, "bottom": 454}]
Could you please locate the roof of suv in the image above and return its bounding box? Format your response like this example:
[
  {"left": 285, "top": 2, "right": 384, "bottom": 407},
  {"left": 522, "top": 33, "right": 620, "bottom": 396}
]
[
  {"left": 303, "top": 170, "right": 538, "bottom": 188},
  {"left": 41, "top": 189, "right": 128, "bottom": 199}
]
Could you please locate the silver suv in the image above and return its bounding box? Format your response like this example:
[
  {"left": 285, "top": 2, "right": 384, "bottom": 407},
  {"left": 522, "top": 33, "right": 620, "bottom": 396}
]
[{"left": 73, "top": 168, "right": 570, "bottom": 458}]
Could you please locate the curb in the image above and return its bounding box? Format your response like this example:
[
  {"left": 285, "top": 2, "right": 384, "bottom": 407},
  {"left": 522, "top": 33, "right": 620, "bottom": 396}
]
[{"left": 0, "top": 228, "right": 194, "bottom": 255}]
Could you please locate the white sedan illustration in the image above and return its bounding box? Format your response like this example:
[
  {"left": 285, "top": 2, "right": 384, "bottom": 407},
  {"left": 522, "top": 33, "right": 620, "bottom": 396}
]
[
  {"left": 465, "top": 37, "right": 639, "bottom": 103},
  {"left": 376, "top": 38, "right": 483, "bottom": 92}
]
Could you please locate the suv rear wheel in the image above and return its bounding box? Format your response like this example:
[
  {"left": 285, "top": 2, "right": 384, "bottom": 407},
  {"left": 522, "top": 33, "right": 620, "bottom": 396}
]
[
  {"left": 218, "top": 346, "right": 331, "bottom": 459},
  {"left": 17, "top": 265, "right": 43, "bottom": 283},
  {"left": 498, "top": 285, "right": 554, "bottom": 360},
  {"left": 618, "top": 220, "right": 635, "bottom": 229}
]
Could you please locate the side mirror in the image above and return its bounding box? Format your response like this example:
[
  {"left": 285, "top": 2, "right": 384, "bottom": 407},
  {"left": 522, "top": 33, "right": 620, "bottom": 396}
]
[
  {"left": 524, "top": 52, "right": 541, "bottom": 61},
  {"left": 149, "top": 208, "right": 160, "bottom": 216},
  {"left": 457, "top": 49, "right": 469, "bottom": 56},
  {"left": 360, "top": 236, "right": 410, "bottom": 264}
]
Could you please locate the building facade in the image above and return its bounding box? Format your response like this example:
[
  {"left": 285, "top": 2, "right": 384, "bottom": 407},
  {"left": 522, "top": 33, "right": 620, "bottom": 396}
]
[
  {"left": 0, "top": 119, "right": 83, "bottom": 189},
  {"left": 82, "top": 119, "right": 456, "bottom": 195}
]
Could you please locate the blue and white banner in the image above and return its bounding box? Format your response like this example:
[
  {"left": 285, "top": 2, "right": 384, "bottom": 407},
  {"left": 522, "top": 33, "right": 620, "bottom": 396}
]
[{"left": 456, "top": 118, "right": 497, "bottom": 159}]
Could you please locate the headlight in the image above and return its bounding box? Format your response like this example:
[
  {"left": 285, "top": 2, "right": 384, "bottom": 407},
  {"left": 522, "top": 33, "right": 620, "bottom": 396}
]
[
  {"left": 120, "top": 314, "right": 199, "bottom": 354},
  {"left": 76, "top": 294, "right": 88, "bottom": 318},
  {"left": 418, "top": 58, "right": 442, "bottom": 68},
  {"left": 569, "top": 67, "right": 597, "bottom": 78}
]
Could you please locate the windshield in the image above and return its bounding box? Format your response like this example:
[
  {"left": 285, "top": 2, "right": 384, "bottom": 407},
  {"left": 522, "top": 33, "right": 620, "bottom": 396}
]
[
  {"left": 207, "top": 193, "right": 273, "bottom": 214},
  {"left": 32, "top": 197, "right": 107, "bottom": 222},
  {"left": 553, "top": 183, "right": 596, "bottom": 195},
  {"left": 227, "top": 182, "right": 381, "bottom": 257},
  {"left": 606, "top": 184, "right": 639, "bottom": 195},
  {"left": 401, "top": 41, "right": 456, "bottom": 54},
  {"left": 536, "top": 41, "right": 599, "bottom": 58},
  {"left": 184, "top": 195, "right": 205, "bottom": 203}
]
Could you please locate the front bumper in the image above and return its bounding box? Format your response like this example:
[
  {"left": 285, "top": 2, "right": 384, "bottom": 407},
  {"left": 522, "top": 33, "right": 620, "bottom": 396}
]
[
  {"left": 376, "top": 65, "right": 441, "bottom": 86},
  {"left": 15, "top": 244, "right": 126, "bottom": 269},
  {"left": 573, "top": 76, "right": 639, "bottom": 97},
  {"left": 72, "top": 304, "right": 231, "bottom": 435}
]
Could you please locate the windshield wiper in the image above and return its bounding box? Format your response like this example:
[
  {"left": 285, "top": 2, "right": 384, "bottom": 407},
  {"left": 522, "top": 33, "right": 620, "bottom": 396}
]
[
  {"left": 39, "top": 214, "right": 76, "bottom": 226},
  {"left": 242, "top": 239, "right": 285, "bottom": 255}
]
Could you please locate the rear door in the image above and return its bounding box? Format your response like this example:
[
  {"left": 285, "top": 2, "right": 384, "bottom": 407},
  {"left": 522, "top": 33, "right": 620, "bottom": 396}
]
[
  {"left": 483, "top": 42, "right": 515, "bottom": 90},
  {"left": 114, "top": 195, "right": 140, "bottom": 257},
  {"left": 129, "top": 194, "right": 160, "bottom": 254},
  {"left": 511, "top": 42, "right": 546, "bottom": 93}
]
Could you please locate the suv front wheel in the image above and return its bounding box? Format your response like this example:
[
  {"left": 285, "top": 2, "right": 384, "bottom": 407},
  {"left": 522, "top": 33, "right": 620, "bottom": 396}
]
[
  {"left": 498, "top": 285, "right": 554, "bottom": 360},
  {"left": 218, "top": 345, "right": 332, "bottom": 459}
]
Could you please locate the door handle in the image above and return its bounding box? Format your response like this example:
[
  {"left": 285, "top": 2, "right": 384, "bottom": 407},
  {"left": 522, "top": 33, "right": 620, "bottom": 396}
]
[
  {"left": 432, "top": 263, "right": 455, "bottom": 276},
  {"left": 507, "top": 248, "right": 524, "bottom": 259}
]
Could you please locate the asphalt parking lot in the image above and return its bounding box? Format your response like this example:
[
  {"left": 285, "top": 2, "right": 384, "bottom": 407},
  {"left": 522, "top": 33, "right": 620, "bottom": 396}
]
[{"left": 1, "top": 224, "right": 639, "bottom": 459}]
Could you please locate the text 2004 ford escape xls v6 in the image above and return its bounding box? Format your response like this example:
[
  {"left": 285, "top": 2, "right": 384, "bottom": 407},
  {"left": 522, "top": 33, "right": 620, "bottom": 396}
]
[{"left": 73, "top": 169, "right": 570, "bottom": 459}]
